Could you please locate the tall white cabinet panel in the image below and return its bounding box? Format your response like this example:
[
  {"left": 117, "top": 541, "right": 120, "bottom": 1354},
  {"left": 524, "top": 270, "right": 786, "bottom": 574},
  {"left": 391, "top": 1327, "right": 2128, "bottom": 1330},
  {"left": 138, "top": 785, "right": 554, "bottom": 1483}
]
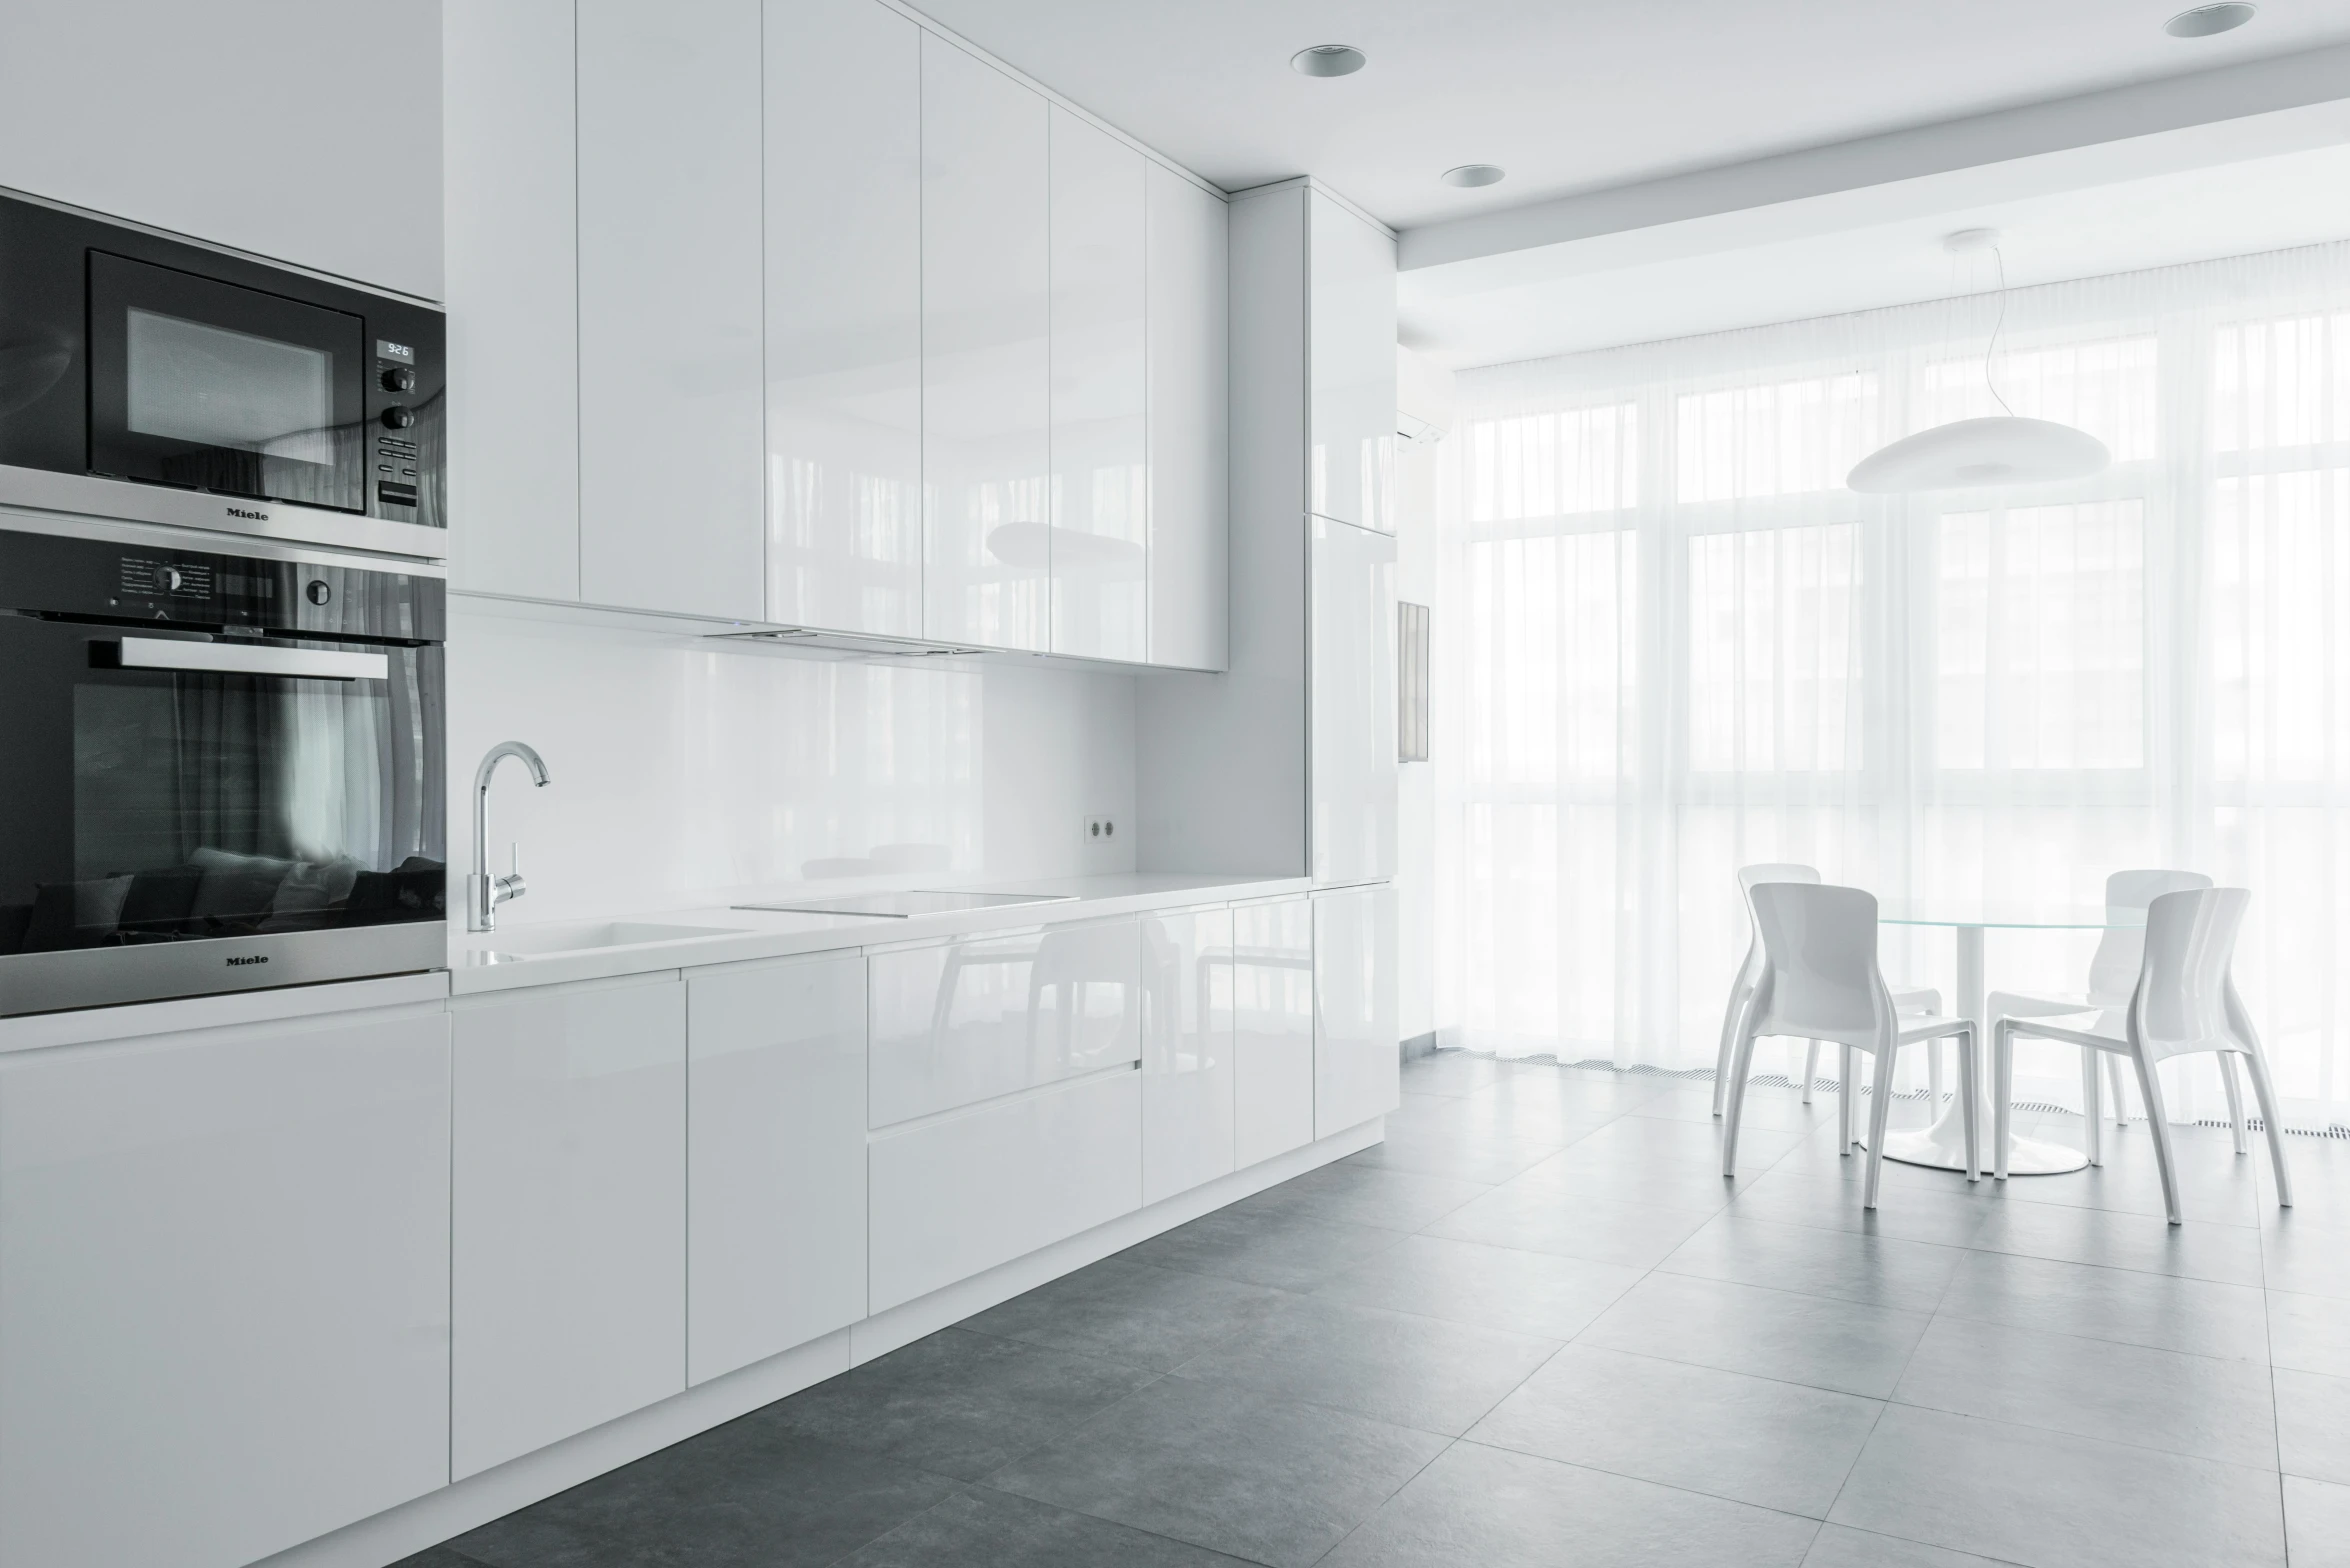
[
  {"left": 688, "top": 953, "right": 868, "bottom": 1386},
  {"left": 1312, "top": 516, "right": 1400, "bottom": 886},
  {"left": 0, "top": 1010, "right": 451, "bottom": 1568},
  {"left": 452, "top": 976, "right": 686, "bottom": 1480},
  {"left": 922, "top": 36, "right": 1051, "bottom": 650},
  {"left": 577, "top": 0, "right": 765, "bottom": 620},
  {"left": 869, "top": 1070, "right": 1141, "bottom": 1312},
  {"left": 1142, "top": 906, "right": 1237, "bottom": 1204},
  {"left": 445, "top": 0, "right": 579, "bottom": 600},
  {"left": 1232, "top": 896, "right": 1316, "bottom": 1167},
  {"left": 1307, "top": 191, "right": 1398, "bottom": 533},
  {"left": 1145, "top": 166, "right": 1231, "bottom": 672},
  {"left": 1315, "top": 884, "right": 1400, "bottom": 1137},
  {"left": 1048, "top": 109, "right": 1147, "bottom": 662},
  {"left": 764, "top": 0, "right": 923, "bottom": 637}
]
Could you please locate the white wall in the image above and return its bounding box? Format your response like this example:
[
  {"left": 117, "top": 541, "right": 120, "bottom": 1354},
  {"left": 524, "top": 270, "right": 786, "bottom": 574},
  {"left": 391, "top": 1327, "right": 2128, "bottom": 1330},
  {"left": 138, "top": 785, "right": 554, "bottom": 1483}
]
[{"left": 448, "top": 603, "right": 1137, "bottom": 921}]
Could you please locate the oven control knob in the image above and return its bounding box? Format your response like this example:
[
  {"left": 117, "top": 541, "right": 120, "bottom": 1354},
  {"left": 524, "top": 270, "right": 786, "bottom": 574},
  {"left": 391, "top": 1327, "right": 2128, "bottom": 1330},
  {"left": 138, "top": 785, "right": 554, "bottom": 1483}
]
[
  {"left": 380, "top": 366, "right": 417, "bottom": 394},
  {"left": 380, "top": 406, "right": 416, "bottom": 430},
  {"left": 160, "top": 567, "right": 184, "bottom": 592},
  {"left": 306, "top": 579, "right": 333, "bottom": 606}
]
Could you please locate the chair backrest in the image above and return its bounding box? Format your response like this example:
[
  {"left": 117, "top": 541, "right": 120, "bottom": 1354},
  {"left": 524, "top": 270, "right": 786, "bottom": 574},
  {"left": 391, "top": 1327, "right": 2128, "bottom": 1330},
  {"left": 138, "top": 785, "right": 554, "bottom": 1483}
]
[
  {"left": 2131, "top": 886, "right": 2250, "bottom": 1060},
  {"left": 2086, "top": 868, "right": 2214, "bottom": 1002},
  {"left": 1748, "top": 881, "right": 1891, "bottom": 1047},
  {"left": 1732, "top": 863, "right": 1819, "bottom": 981}
]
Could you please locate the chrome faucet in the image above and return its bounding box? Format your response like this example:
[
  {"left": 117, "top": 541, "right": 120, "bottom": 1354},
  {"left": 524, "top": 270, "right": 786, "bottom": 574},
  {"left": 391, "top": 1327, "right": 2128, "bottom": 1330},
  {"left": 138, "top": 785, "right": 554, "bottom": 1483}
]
[{"left": 468, "top": 740, "right": 550, "bottom": 932}]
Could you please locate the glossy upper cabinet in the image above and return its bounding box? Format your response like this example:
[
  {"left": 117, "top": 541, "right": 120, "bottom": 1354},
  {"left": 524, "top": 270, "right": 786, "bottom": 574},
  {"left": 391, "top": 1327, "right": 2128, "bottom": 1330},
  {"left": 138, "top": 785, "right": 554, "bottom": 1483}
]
[
  {"left": 1312, "top": 516, "right": 1400, "bottom": 886},
  {"left": 577, "top": 0, "right": 765, "bottom": 619},
  {"left": 764, "top": 0, "right": 923, "bottom": 637},
  {"left": 1142, "top": 905, "right": 1237, "bottom": 1204},
  {"left": 451, "top": 975, "right": 687, "bottom": 1480},
  {"left": 922, "top": 37, "right": 1051, "bottom": 650},
  {"left": 1048, "top": 109, "right": 1148, "bottom": 662},
  {"left": 446, "top": 0, "right": 579, "bottom": 601},
  {"left": 687, "top": 953, "right": 868, "bottom": 1386},
  {"left": 1315, "top": 884, "right": 1400, "bottom": 1137},
  {"left": 1146, "top": 166, "right": 1231, "bottom": 671},
  {"left": 0, "top": 1009, "right": 451, "bottom": 1568},
  {"left": 1232, "top": 896, "right": 1316, "bottom": 1168},
  {"left": 1308, "top": 191, "right": 1398, "bottom": 534}
]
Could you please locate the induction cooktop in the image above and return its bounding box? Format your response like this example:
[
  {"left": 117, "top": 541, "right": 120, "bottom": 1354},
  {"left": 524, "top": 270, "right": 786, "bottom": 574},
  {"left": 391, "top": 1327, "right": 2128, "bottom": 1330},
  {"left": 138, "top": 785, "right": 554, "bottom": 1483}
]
[{"left": 731, "top": 890, "right": 1079, "bottom": 918}]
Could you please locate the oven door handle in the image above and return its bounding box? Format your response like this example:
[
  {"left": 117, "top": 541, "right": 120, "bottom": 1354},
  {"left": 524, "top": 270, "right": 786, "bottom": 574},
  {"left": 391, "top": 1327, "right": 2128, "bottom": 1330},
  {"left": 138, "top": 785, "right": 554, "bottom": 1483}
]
[{"left": 102, "top": 637, "right": 389, "bottom": 682}]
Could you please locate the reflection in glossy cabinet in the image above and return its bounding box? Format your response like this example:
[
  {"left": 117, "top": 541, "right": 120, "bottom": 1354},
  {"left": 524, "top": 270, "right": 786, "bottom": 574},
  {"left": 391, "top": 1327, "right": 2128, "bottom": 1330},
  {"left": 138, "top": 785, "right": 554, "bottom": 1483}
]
[
  {"left": 1142, "top": 906, "right": 1237, "bottom": 1204},
  {"left": 578, "top": 0, "right": 765, "bottom": 619},
  {"left": 1146, "top": 165, "right": 1230, "bottom": 671},
  {"left": 1233, "top": 897, "right": 1316, "bottom": 1167},
  {"left": 687, "top": 953, "right": 867, "bottom": 1386},
  {"left": 764, "top": 0, "right": 923, "bottom": 637},
  {"left": 0, "top": 1010, "right": 451, "bottom": 1568},
  {"left": 452, "top": 976, "right": 686, "bottom": 1481},
  {"left": 869, "top": 917, "right": 1141, "bottom": 1128},
  {"left": 1308, "top": 190, "right": 1398, "bottom": 533},
  {"left": 1049, "top": 108, "right": 1148, "bottom": 662},
  {"left": 922, "top": 35, "right": 1051, "bottom": 649},
  {"left": 1312, "top": 515, "right": 1400, "bottom": 887},
  {"left": 1315, "top": 883, "right": 1400, "bottom": 1137}
]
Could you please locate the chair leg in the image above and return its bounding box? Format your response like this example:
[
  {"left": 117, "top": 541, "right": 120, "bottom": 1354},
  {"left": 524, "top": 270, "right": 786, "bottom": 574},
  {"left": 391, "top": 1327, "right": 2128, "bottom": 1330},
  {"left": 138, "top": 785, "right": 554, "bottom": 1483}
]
[
  {"left": 2106, "top": 1054, "right": 2131, "bottom": 1130},
  {"left": 1838, "top": 1044, "right": 1854, "bottom": 1155},
  {"left": 1929, "top": 1036, "right": 1944, "bottom": 1109},
  {"left": 1713, "top": 977, "right": 1755, "bottom": 1119},
  {"left": 2080, "top": 1045, "right": 2103, "bottom": 1168},
  {"left": 1864, "top": 1044, "right": 1898, "bottom": 1209},
  {"left": 2132, "top": 1053, "right": 2184, "bottom": 1226},
  {"left": 1722, "top": 1022, "right": 1762, "bottom": 1178},
  {"left": 1802, "top": 1039, "right": 1819, "bottom": 1105},
  {"left": 1993, "top": 1022, "right": 2014, "bottom": 1181},
  {"left": 2240, "top": 1046, "right": 2295, "bottom": 1209},
  {"left": 1958, "top": 1028, "right": 1980, "bottom": 1182},
  {"left": 2218, "top": 1052, "right": 2248, "bottom": 1156}
]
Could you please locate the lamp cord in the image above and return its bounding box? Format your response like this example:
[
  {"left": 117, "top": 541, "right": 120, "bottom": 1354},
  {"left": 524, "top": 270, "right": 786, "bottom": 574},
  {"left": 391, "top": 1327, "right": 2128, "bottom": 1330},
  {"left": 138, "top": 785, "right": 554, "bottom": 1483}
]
[{"left": 1985, "top": 246, "right": 2014, "bottom": 416}]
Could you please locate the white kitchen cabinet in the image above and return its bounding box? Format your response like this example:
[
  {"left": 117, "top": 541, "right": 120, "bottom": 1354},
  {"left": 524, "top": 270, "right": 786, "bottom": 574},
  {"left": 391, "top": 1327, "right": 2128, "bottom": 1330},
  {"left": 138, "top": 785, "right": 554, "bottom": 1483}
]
[
  {"left": 1141, "top": 905, "right": 1236, "bottom": 1204},
  {"left": 763, "top": 0, "right": 923, "bottom": 637},
  {"left": 0, "top": 1008, "right": 451, "bottom": 1568},
  {"left": 687, "top": 952, "right": 868, "bottom": 1385},
  {"left": 1145, "top": 165, "right": 1231, "bottom": 671},
  {"left": 869, "top": 917, "right": 1140, "bottom": 1128},
  {"left": 1308, "top": 190, "right": 1398, "bottom": 534},
  {"left": 1315, "top": 883, "right": 1400, "bottom": 1137},
  {"left": 578, "top": 0, "right": 765, "bottom": 620},
  {"left": 922, "top": 35, "right": 1051, "bottom": 650},
  {"left": 1232, "top": 896, "right": 1316, "bottom": 1167},
  {"left": 452, "top": 974, "right": 686, "bottom": 1480},
  {"left": 446, "top": 0, "right": 579, "bottom": 600},
  {"left": 869, "top": 1069, "right": 1141, "bottom": 1312},
  {"left": 1048, "top": 108, "right": 1148, "bottom": 662},
  {"left": 1312, "top": 514, "right": 1400, "bottom": 887}
]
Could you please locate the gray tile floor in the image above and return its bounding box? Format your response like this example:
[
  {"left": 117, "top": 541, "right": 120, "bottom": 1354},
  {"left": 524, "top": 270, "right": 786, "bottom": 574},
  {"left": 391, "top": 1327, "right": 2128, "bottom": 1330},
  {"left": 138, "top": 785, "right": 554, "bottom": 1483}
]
[{"left": 403, "top": 1052, "right": 2350, "bottom": 1567}]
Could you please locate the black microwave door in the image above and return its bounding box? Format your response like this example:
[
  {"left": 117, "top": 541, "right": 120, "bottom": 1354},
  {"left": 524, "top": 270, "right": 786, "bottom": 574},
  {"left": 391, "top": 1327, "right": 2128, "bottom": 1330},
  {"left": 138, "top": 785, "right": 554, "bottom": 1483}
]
[{"left": 86, "top": 251, "right": 368, "bottom": 513}]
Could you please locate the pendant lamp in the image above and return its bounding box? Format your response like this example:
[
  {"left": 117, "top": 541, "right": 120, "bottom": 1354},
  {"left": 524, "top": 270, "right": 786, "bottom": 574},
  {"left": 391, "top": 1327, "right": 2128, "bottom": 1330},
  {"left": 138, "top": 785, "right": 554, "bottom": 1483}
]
[{"left": 1846, "top": 231, "right": 2110, "bottom": 495}]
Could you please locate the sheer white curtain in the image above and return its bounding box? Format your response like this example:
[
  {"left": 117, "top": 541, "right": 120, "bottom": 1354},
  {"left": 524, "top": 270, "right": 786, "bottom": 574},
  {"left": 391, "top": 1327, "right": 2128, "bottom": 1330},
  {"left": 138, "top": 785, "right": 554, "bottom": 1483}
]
[{"left": 1433, "top": 241, "right": 2350, "bottom": 1130}]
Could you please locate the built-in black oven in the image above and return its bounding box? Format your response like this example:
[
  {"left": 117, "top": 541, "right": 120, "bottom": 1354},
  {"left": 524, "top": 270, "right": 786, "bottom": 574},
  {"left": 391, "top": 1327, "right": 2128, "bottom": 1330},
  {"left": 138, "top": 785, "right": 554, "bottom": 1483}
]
[
  {"left": 0, "top": 188, "right": 444, "bottom": 560},
  {"left": 0, "top": 519, "right": 446, "bottom": 1016}
]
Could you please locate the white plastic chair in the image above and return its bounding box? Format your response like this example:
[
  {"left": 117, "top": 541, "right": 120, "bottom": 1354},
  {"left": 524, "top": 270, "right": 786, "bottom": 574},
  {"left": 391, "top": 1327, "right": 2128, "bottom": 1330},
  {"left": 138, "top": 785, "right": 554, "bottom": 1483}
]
[
  {"left": 1985, "top": 869, "right": 2213, "bottom": 1161},
  {"left": 1713, "top": 864, "right": 1943, "bottom": 1117},
  {"left": 1723, "top": 882, "right": 1979, "bottom": 1207},
  {"left": 1992, "top": 886, "right": 2292, "bottom": 1224}
]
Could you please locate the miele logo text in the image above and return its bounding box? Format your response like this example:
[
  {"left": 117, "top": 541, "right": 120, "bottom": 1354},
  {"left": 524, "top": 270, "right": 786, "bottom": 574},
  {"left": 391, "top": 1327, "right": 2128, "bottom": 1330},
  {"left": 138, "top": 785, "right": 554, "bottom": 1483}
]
[
  {"left": 226, "top": 506, "right": 268, "bottom": 522},
  {"left": 226, "top": 954, "right": 270, "bottom": 967}
]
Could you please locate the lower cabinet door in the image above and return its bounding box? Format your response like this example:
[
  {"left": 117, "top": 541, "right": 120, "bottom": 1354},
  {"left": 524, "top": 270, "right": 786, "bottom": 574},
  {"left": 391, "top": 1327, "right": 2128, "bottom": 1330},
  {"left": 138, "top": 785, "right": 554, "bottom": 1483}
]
[
  {"left": 1315, "top": 883, "right": 1400, "bottom": 1136},
  {"left": 0, "top": 1007, "right": 452, "bottom": 1568},
  {"left": 453, "top": 974, "right": 686, "bottom": 1479},
  {"left": 868, "top": 1068, "right": 1140, "bottom": 1313},
  {"left": 1232, "top": 896, "right": 1316, "bottom": 1167},
  {"left": 687, "top": 952, "right": 868, "bottom": 1385},
  {"left": 1141, "top": 906, "right": 1236, "bottom": 1204}
]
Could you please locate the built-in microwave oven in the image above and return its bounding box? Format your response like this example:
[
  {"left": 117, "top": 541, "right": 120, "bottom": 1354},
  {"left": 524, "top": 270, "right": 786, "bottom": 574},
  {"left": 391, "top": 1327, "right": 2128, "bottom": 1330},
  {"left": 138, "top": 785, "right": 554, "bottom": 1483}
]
[{"left": 0, "top": 188, "right": 445, "bottom": 561}]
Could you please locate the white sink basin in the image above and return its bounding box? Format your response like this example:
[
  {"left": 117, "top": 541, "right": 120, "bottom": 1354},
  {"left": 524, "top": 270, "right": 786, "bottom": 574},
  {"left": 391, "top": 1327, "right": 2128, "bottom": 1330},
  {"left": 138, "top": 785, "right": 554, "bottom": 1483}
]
[{"left": 471, "top": 920, "right": 748, "bottom": 959}]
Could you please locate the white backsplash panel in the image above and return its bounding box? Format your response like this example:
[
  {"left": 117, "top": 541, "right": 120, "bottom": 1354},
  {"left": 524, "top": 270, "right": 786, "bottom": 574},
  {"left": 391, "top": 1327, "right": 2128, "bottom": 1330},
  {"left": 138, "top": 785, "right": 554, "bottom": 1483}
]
[{"left": 447, "top": 603, "right": 1137, "bottom": 922}]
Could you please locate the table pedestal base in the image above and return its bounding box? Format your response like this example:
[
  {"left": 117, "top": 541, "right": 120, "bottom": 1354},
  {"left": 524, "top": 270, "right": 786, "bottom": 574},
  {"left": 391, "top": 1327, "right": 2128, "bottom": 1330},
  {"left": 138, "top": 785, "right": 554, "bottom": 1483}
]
[{"left": 1875, "top": 1100, "right": 2088, "bottom": 1175}]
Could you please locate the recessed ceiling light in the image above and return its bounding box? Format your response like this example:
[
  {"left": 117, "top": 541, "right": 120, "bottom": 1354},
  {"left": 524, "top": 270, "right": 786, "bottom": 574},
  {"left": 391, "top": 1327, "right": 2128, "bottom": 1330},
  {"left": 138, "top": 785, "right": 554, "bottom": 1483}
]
[
  {"left": 2166, "top": 2, "right": 2255, "bottom": 36},
  {"left": 1290, "top": 44, "right": 1366, "bottom": 77},
  {"left": 1442, "top": 165, "right": 1506, "bottom": 189}
]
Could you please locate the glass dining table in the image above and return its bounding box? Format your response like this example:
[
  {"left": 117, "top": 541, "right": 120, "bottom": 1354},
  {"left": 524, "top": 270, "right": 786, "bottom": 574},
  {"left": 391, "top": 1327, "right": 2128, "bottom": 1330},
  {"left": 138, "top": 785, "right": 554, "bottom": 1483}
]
[{"left": 1873, "top": 900, "right": 2145, "bottom": 1176}]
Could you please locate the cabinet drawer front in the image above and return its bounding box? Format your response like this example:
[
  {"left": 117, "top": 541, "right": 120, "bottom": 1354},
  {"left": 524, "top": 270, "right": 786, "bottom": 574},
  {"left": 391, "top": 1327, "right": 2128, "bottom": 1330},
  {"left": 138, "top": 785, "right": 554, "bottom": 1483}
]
[
  {"left": 869, "top": 917, "right": 1140, "bottom": 1127},
  {"left": 1233, "top": 897, "right": 1315, "bottom": 1167},
  {"left": 868, "top": 1070, "right": 1141, "bottom": 1312},
  {"left": 1142, "top": 906, "right": 1237, "bottom": 1204}
]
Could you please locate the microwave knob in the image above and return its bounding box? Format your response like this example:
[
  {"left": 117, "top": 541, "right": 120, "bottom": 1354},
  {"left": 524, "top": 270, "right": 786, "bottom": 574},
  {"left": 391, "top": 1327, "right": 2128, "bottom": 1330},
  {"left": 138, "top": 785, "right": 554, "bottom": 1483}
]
[
  {"left": 380, "top": 366, "right": 417, "bottom": 394},
  {"left": 380, "top": 406, "right": 416, "bottom": 430}
]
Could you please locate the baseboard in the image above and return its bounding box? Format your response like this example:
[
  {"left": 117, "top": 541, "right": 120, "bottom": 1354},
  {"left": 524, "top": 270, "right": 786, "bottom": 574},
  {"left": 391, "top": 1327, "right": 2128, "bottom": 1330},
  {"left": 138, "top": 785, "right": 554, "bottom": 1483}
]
[
  {"left": 1399, "top": 1031, "right": 1438, "bottom": 1062},
  {"left": 250, "top": 1116, "right": 1386, "bottom": 1568}
]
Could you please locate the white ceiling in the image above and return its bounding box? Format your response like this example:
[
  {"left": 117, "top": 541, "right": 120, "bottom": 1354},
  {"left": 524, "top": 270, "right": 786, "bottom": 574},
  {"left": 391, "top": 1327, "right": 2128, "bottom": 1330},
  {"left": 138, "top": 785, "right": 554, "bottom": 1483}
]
[{"left": 905, "top": 0, "right": 2350, "bottom": 229}]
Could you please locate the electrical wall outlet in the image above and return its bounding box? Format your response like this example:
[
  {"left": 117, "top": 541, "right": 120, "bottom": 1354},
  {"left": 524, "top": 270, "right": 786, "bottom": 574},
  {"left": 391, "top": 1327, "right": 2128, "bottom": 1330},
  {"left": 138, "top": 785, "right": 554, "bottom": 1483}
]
[{"left": 1084, "top": 815, "right": 1117, "bottom": 848}]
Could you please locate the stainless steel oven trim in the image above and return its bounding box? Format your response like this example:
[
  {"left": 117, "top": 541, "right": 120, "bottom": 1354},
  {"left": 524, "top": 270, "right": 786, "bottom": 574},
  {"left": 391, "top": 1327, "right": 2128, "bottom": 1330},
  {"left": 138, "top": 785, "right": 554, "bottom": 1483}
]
[
  {"left": 0, "top": 465, "right": 448, "bottom": 563},
  {"left": 0, "top": 920, "right": 447, "bottom": 1018},
  {"left": 111, "top": 638, "right": 390, "bottom": 681},
  {"left": 0, "top": 499, "right": 449, "bottom": 577}
]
